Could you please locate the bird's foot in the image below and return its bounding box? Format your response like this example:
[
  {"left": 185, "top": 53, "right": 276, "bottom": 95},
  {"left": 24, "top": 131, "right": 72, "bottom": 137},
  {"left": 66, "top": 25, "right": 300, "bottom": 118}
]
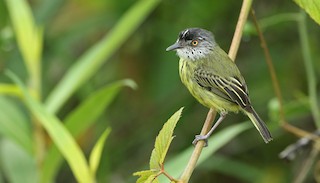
[{"left": 192, "top": 134, "right": 209, "bottom": 147}]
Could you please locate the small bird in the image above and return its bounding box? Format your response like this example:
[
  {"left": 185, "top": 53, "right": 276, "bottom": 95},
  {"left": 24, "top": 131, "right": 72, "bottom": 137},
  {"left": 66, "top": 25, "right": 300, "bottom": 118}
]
[{"left": 166, "top": 28, "right": 272, "bottom": 145}]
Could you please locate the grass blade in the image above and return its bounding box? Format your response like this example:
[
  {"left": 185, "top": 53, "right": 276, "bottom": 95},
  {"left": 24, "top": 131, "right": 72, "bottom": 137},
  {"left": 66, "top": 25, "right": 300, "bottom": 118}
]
[
  {"left": 41, "top": 79, "right": 135, "bottom": 182},
  {"left": 5, "top": 0, "right": 42, "bottom": 75},
  {"left": 7, "top": 70, "right": 93, "bottom": 183},
  {"left": 0, "top": 96, "right": 33, "bottom": 154},
  {"left": 89, "top": 128, "right": 111, "bottom": 176}
]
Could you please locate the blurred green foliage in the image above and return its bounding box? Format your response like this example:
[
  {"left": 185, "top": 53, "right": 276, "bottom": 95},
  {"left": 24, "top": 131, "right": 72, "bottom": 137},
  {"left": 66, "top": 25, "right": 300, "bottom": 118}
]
[{"left": 0, "top": 0, "right": 319, "bottom": 183}]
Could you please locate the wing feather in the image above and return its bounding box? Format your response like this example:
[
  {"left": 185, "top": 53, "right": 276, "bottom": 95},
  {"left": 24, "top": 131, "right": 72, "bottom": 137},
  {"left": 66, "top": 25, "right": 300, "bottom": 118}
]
[{"left": 194, "top": 68, "right": 251, "bottom": 110}]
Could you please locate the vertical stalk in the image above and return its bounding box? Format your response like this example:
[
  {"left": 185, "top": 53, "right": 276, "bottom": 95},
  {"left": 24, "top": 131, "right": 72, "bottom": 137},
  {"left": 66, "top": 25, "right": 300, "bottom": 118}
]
[
  {"left": 29, "top": 63, "right": 45, "bottom": 174},
  {"left": 297, "top": 11, "right": 320, "bottom": 128}
]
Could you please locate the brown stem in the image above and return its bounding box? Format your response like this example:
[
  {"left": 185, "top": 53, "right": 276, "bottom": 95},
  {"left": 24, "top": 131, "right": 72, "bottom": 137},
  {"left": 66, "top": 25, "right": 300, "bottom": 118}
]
[
  {"left": 179, "top": 0, "right": 253, "bottom": 182},
  {"left": 250, "top": 9, "right": 285, "bottom": 123}
]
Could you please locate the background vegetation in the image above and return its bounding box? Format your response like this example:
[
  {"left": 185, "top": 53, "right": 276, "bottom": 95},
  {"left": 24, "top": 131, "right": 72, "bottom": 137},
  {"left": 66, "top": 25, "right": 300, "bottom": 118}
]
[{"left": 0, "top": 0, "right": 319, "bottom": 182}]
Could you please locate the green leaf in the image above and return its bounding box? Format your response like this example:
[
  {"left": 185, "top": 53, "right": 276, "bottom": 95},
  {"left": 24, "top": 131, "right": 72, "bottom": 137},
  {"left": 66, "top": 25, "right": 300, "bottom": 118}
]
[
  {"left": 294, "top": 0, "right": 320, "bottom": 25},
  {"left": 5, "top": 0, "right": 43, "bottom": 73},
  {"left": 134, "top": 108, "right": 183, "bottom": 183},
  {"left": 64, "top": 79, "right": 136, "bottom": 136},
  {"left": 0, "top": 139, "right": 37, "bottom": 183},
  {"left": 41, "top": 79, "right": 135, "bottom": 183},
  {"left": 0, "top": 96, "right": 33, "bottom": 154},
  {"left": 89, "top": 127, "right": 111, "bottom": 176},
  {"left": 158, "top": 122, "right": 251, "bottom": 182},
  {"left": 6, "top": 71, "right": 93, "bottom": 183},
  {"left": 44, "top": 0, "right": 161, "bottom": 114},
  {"left": 200, "top": 154, "right": 263, "bottom": 182},
  {"left": 0, "top": 84, "right": 22, "bottom": 97},
  {"left": 133, "top": 170, "right": 158, "bottom": 183},
  {"left": 150, "top": 107, "right": 183, "bottom": 170}
]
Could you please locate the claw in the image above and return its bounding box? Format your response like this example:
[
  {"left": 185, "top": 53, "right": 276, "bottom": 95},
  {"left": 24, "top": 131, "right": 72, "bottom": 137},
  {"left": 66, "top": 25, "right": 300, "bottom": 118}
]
[{"left": 192, "top": 135, "right": 208, "bottom": 147}]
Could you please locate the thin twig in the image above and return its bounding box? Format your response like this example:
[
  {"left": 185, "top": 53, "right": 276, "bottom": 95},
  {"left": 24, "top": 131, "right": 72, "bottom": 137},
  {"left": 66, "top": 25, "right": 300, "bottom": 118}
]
[
  {"left": 293, "top": 146, "right": 319, "bottom": 183},
  {"left": 179, "top": 0, "right": 253, "bottom": 182},
  {"left": 250, "top": 9, "right": 285, "bottom": 123}
]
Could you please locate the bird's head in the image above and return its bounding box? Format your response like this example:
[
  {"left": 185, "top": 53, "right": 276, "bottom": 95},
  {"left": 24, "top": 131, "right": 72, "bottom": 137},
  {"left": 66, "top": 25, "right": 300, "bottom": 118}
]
[{"left": 166, "top": 28, "right": 216, "bottom": 61}]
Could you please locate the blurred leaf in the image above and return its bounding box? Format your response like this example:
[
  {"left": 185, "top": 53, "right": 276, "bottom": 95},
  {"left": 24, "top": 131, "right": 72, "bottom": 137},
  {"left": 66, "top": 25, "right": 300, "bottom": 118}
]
[
  {"left": 294, "top": 0, "right": 320, "bottom": 25},
  {"left": 44, "top": 0, "right": 161, "bottom": 114},
  {"left": 35, "top": 0, "right": 65, "bottom": 24},
  {"left": 89, "top": 127, "right": 111, "bottom": 177},
  {"left": 200, "top": 154, "right": 263, "bottom": 182},
  {"left": 0, "top": 84, "right": 21, "bottom": 97},
  {"left": 7, "top": 71, "right": 93, "bottom": 183},
  {"left": 41, "top": 79, "right": 136, "bottom": 183},
  {"left": 64, "top": 79, "right": 137, "bottom": 136},
  {"left": 0, "top": 139, "right": 37, "bottom": 183},
  {"left": 159, "top": 122, "right": 251, "bottom": 182},
  {"left": 0, "top": 96, "right": 33, "bottom": 154},
  {"left": 135, "top": 107, "right": 183, "bottom": 182},
  {"left": 268, "top": 97, "right": 310, "bottom": 122},
  {"left": 5, "top": 0, "right": 43, "bottom": 73}
]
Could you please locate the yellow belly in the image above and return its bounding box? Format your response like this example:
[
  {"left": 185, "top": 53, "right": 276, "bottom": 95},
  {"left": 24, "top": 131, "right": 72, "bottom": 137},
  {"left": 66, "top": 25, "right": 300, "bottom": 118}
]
[{"left": 179, "top": 59, "right": 239, "bottom": 113}]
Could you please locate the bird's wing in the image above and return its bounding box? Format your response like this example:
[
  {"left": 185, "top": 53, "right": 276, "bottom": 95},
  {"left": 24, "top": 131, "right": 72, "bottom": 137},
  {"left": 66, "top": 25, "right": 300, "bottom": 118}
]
[{"left": 194, "top": 68, "right": 251, "bottom": 110}]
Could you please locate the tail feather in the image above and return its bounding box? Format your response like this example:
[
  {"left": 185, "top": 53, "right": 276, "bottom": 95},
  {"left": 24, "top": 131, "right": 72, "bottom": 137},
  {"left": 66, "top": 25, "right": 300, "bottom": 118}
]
[{"left": 245, "top": 107, "right": 272, "bottom": 143}]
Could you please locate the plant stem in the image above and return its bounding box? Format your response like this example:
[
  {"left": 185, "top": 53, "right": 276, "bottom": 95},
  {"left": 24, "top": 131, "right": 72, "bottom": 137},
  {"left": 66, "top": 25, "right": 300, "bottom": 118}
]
[
  {"left": 179, "top": 0, "right": 252, "bottom": 182},
  {"left": 250, "top": 9, "right": 286, "bottom": 123},
  {"left": 179, "top": 109, "right": 216, "bottom": 183},
  {"left": 297, "top": 11, "right": 320, "bottom": 128},
  {"left": 293, "top": 145, "right": 319, "bottom": 183},
  {"left": 28, "top": 42, "right": 46, "bottom": 177},
  {"left": 229, "top": 0, "right": 253, "bottom": 61},
  {"left": 259, "top": 13, "right": 300, "bottom": 30}
]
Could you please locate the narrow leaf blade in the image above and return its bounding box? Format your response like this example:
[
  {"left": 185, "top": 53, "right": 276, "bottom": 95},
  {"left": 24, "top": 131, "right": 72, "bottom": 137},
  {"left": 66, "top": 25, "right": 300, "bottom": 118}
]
[
  {"left": 0, "top": 96, "right": 33, "bottom": 154},
  {"left": 5, "top": 0, "right": 42, "bottom": 68},
  {"left": 41, "top": 79, "right": 135, "bottom": 182},
  {"left": 7, "top": 71, "right": 93, "bottom": 183},
  {"left": 89, "top": 127, "right": 111, "bottom": 176}
]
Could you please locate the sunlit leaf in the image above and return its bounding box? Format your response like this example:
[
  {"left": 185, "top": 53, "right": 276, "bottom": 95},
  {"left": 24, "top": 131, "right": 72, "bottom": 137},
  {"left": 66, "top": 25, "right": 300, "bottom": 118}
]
[
  {"left": 151, "top": 107, "right": 183, "bottom": 169},
  {"left": 7, "top": 71, "right": 93, "bottom": 183},
  {"left": 135, "top": 107, "right": 183, "bottom": 183},
  {"left": 133, "top": 170, "right": 159, "bottom": 183},
  {"left": 89, "top": 127, "right": 111, "bottom": 176},
  {"left": 0, "top": 84, "right": 21, "bottom": 97},
  {"left": 294, "top": 0, "right": 320, "bottom": 25},
  {"left": 5, "top": 0, "right": 43, "bottom": 73}
]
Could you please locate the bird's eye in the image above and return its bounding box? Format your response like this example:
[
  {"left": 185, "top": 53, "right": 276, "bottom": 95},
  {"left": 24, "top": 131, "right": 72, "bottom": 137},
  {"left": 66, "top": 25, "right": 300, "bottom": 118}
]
[{"left": 191, "top": 40, "right": 198, "bottom": 46}]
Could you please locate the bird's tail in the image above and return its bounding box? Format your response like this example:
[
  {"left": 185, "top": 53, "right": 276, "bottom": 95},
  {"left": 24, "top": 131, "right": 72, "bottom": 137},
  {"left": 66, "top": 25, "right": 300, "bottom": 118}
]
[{"left": 245, "top": 107, "right": 273, "bottom": 143}]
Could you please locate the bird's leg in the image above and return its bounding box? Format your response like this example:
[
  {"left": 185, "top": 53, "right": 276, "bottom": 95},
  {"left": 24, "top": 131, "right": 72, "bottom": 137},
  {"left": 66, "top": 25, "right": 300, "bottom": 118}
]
[{"left": 192, "top": 112, "right": 227, "bottom": 147}]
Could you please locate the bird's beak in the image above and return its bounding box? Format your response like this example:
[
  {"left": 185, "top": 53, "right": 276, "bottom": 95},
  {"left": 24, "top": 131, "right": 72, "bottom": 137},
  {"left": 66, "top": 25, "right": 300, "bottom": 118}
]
[{"left": 166, "top": 42, "right": 182, "bottom": 51}]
